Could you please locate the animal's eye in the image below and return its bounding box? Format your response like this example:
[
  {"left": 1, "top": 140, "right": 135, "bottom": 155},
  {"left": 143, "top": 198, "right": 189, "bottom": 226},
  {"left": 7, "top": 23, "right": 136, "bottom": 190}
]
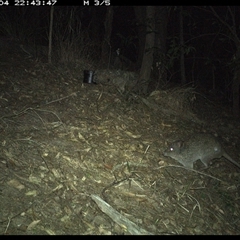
[{"left": 170, "top": 147, "right": 174, "bottom": 151}]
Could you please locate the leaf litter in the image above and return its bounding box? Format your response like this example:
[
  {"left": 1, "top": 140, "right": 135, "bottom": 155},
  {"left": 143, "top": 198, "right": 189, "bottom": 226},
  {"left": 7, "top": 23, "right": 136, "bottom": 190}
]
[{"left": 0, "top": 51, "right": 240, "bottom": 235}]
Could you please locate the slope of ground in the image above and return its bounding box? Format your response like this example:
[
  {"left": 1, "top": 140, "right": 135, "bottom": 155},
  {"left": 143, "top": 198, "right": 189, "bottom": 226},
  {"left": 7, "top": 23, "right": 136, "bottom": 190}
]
[{"left": 0, "top": 43, "right": 239, "bottom": 235}]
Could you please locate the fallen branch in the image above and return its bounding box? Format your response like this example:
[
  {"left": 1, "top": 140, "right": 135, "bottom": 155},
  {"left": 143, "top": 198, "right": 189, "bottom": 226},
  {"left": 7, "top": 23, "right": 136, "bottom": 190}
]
[{"left": 91, "top": 194, "right": 153, "bottom": 235}]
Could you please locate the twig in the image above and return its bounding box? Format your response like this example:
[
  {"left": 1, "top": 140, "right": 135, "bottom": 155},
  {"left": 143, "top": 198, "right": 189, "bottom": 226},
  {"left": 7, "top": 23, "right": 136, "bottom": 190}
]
[
  {"left": 43, "top": 92, "right": 77, "bottom": 105},
  {"left": 4, "top": 217, "right": 11, "bottom": 234},
  {"left": 33, "top": 108, "right": 63, "bottom": 127},
  {"left": 154, "top": 164, "right": 224, "bottom": 182}
]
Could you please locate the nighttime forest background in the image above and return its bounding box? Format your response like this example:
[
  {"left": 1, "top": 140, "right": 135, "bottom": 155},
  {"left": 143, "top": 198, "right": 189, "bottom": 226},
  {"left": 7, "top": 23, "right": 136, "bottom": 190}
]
[{"left": 0, "top": 6, "right": 239, "bottom": 116}]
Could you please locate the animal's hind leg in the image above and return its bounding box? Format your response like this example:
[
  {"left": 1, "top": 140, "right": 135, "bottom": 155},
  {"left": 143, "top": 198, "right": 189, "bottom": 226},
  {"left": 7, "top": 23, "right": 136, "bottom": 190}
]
[{"left": 200, "top": 157, "right": 211, "bottom": 168}]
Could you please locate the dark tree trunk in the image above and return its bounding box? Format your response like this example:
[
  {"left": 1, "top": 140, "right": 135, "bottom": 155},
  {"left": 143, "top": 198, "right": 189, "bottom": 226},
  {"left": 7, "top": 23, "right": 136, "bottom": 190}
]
[
  {"left": 134, "top": 6, "right": 146, "bottom": 70},
  {"left": 179, "top": 6, "right": 186, "bottom": 85},
  {"left": 89, "top": 7, "right": 101, "bottom": 42},
  {"left": 101, "top": 6, "right": 113, "bottom": 66},
  {"left": 48, "top": 6, "right": 54, "bottom": 64},
  {"left": 153, "top": 6, "right": 168, "bottom": 86},
  {"left": 139, "top": 6, "right": 156, "bottom": 94}
]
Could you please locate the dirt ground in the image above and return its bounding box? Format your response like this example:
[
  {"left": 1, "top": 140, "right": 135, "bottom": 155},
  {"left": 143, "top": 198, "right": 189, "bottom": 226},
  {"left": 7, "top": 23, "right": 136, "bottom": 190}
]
[{"left": 0, "top": 43, "right": 240, "bottom": 235}]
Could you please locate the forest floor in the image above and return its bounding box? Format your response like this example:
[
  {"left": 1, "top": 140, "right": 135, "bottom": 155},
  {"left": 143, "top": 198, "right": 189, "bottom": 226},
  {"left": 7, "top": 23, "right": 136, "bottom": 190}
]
[{"left": 0, "top": 41, "right": 240, "bottom": 235}]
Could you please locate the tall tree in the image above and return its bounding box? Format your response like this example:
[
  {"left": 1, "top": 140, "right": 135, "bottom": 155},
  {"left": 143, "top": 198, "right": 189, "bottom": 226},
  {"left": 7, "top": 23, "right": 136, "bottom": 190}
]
[
  {"left": 48, "top": 6, "right": 54, "bottom": 64},
  {"left": 179, "top": 6, "right": 186, "bottom": 85},
  {"left": 154, "top": 6, "right": 168, "bottom": 86},
  {"left": 139, "top": 6, "right": 155, "bottom": 94},
  {"left": 135, "top": 6, "right": 168, "bottom": 92},
  {"left": 101, "top": 6, "right": 114, "bottom": 66},
  {"left": 134, "top": 6, "right": 146, "bottom": 70}
]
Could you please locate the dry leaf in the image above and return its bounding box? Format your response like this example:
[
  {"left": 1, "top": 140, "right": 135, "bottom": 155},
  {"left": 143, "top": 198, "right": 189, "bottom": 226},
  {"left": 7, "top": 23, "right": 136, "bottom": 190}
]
[
  {"left": 7, "top": 179, "right": 25, "bottom": 190},
  {"left": 27, "top": 220, "right": 41, "bottom": 231}
]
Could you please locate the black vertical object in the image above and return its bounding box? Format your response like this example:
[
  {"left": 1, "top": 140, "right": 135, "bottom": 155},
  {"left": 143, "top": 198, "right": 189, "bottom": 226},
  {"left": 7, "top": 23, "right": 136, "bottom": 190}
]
[{"left": 83, "top": 70, "right": 96, "bottom": 84}]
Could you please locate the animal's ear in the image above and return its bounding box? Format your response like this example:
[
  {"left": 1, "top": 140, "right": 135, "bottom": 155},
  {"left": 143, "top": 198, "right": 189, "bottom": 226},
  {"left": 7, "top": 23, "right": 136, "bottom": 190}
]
[
  {"left": 165, "top": 140, "right": 170, "bottom": 147},
  {"left": 176, "top": 140, "right": 185, "bottom": 149}
]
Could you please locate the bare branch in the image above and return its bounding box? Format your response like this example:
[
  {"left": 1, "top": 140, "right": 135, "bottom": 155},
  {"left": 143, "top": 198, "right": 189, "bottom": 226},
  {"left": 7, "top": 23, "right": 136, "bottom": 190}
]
[
  {"left": 209, "top": 6, "right": 240, "bottom": 45},
  {"left": 227, "top": 6, "right": 236, "bottom": 33}
]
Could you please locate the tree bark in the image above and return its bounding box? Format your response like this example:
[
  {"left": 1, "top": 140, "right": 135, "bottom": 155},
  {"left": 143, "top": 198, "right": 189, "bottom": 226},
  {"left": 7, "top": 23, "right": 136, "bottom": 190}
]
[
  {"left": 101, "top": 6, "right": 113, "bottom": 67},
  {"left": 89, "top": 7, "right": 101, "bottom": 42},
  {"left": 179, "top": 6, "right": 186, "bottom": 85},
  {"left": 48, "top": 6, "right": 54, "bottom": 64},
  {"left": 134, "top": 6, "right": 146, "bottom": 70},
  {"left": 139, "top": 6, "right": 155, "bottom": 94},
  {"left": 154, "top": 6, "right": 168, "bottom": 85}
]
